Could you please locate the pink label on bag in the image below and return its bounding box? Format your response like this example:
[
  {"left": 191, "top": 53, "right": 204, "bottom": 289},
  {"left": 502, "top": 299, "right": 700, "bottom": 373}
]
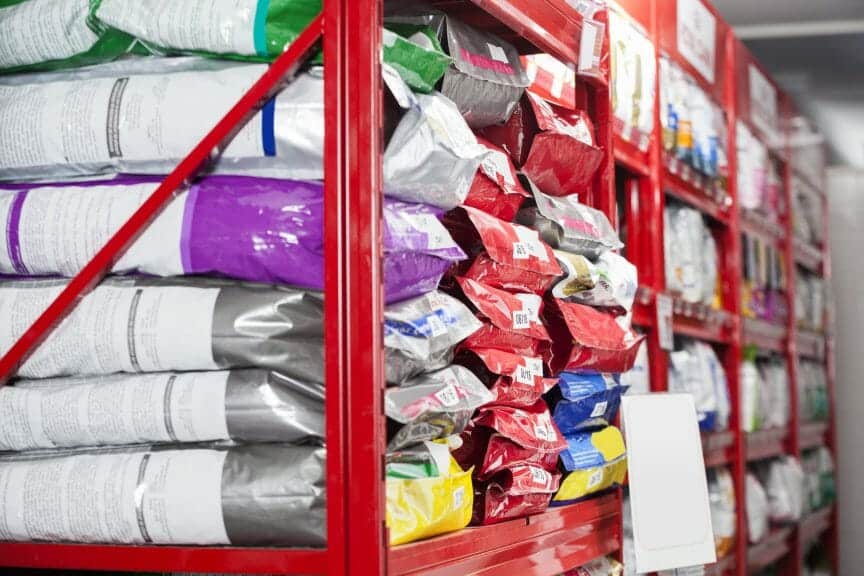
[{"left": 460, "top": 48, "right": 515, "bottom": 75}]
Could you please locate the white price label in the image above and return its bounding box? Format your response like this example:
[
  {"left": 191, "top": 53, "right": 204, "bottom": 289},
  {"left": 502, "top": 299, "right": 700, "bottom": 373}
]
[
  {"left": 514, "top": 357, "right": 543, "bottom": 385},
  {"left": 514, "top": 226, "right": 550, "bottom": 262},
  {"left": 514, "top": 294, "right": 542, "bottom": 323},
  {"left": 512, "top": 310, "right": 531, "bottom": 330},
  {"left": 578, "top": 20, "right": 604, "bottom": 73},
  {"left": 435, "top": 383, "right": 461, "bottom": 408},
  {"left": 677, "top": 0, "right": 716, "bottom": 84},
  {"left": 487, "top": 43, "right": 508, "bottom": 64},
  {"left": 530, "top": 467, "right": 551, "bottom": 487},
  {"left": 534, "top": 423, "right": 553, "bottom": 441},
  {"left": 657, "top": 293, "right": 674, "bottom": 351},
  {"left": 513, "top": 242, "right": 531, "bottom": 260},
  {"left": 748, "top": 64, "right": 779, "bottom": 141},
  {"left": 587, "top": 468, "right": 604, "bottom": 490},
  {"left": 452, "top": 486, "right": 465, "bottom": 511},
  {"left": 590, "top": 401, "right": 609, "bottom": 418},
  {"left": 481, "top": 149, "right": 516, "bottom": 186},
  {"left": 427, "top": 313, "right": 448, "bottom": 338}
]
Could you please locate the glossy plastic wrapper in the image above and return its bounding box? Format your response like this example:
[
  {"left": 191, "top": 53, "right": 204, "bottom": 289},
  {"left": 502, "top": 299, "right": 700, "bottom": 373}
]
[
  {"left": 553, "top": 427, "right": 627, "bottom": 504},
  {"left": 454, "top": 277, "right": 551, "bottom": 357},
  {"left": 549, "top": 372, "right": 626, "bottom": 435},
  {"left": 463, "top": 137, "right": 529, "bottom": 221},
  {"left": 455, "top": 400, "right": 566, "bottom": 478},
  {"left": 385, "top": 292, "right": 482, "bottom": 384},
  {"left": 445, "top": 207, "right": 562, "bottom": 295},
  {"left": 93, "top": 0, "right": 321, "bottom": 61},
  {"left": 455, "top": 348, "right": 555, "bottom": 407},
  {"left": 708, "top": 467, "right": 737, "bottom": 558},
  {"left": 746, "top": 472, "right": 769, "bottom": 544},
  {"left": 0, "top": 277, "right": 323, "bottom": 383},
  {"left": 386, "top": 449, "right": 473, "bottom": 546},
  {"left": 565, "top": 556, "right": 624, "bottom": 576},
  {"left": 0, "top": 444, "right": 326, "bottom": 546},
  {"left": 669, "top": 340, "right": 730, "bottom": 432},
  {"left": 553, "top": 252, "right": 638, "bottom": 313},
  {"left": 383, "top": 25, "right": 452, "bottom": 93},
  {"left": 383, "top": 63, "right": 487, "bottom": 209},
  {"left": 517, "top": 183, "right": 624, "bottom": 259},
  {"left": 0, "top": 369, "right": 323, "bottom": 451},
  {"left": 482, "top": 92, "right": 605, "bottom": 196},
  {"left": 544, "top": 299, "right": 643, "bottom": 374},
  {"left": 472, "top": 465, "right": 560, "bottom": 525},
  {"left": 385, "top": 365, "right": 493, "bottom": 450},
  {"left": 0, "top": 177, "right": 461, "bottom": 304},
  {"left": 0, "top": 0, "right": 136, "bottom": 74}
]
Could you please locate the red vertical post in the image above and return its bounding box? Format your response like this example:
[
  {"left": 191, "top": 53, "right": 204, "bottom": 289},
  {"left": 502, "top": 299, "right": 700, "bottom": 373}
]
[
  {"left": 723, "top": 34, "right": 748, "bottom": 576},
  {"left": 324, "top": 1, "right": 387, "bottom": 574}
]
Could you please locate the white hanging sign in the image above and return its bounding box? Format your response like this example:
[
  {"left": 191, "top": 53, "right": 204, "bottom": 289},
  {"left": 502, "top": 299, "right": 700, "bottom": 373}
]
[
  {"left": 677, "top": 0, "right": 716, "bottom": 84},
  {"left": 622, "top": 394, "right": 717, "bottom": 573},
  {"left": 748, "top": 64, "right": 779, "bottom": 142}
]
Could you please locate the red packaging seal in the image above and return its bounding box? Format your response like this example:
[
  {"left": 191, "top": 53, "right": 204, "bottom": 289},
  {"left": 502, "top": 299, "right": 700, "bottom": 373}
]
[
  {"left": 455, "top": 348, "right": 556, "bottom": 407},
  {"left": 544, "top": 299, "right": 644, "bottom": 374},
  {"left": 453, "top": 425, "right": 561, "bottom": 480},
  {"left": 463, "top": 137, "right": 530, "bottom": 222}
]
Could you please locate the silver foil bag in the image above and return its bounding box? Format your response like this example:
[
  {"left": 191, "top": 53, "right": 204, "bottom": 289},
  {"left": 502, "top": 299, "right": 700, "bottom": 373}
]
[
  {"left": 0, "top": 278, "right": 324, "bottom": 383},
  {"left": 0, "top": 370, "right": 324, "bottom": 451},
  {"left": 385, "top": 291, "right": 482, "bottom": 384},
  {"left": 0, "top": 445, "right": 326, "bottom": 547}
]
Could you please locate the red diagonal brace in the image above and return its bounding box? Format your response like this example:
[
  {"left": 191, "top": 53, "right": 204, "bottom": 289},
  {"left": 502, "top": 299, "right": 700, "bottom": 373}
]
[{"left": 0, "top": 14, "right": 325, "bottom": 384}]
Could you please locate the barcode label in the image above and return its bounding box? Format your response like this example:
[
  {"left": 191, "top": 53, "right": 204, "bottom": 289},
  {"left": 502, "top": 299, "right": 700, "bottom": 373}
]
[
  {"left": 427, "top": 313, "right": 448, "bottom": 338},
  {"left": 514, "top": 226, "right": 549, "bottom": 262},
  {"left": 534, "top": 423, "right": 552, "bottom": 441},
  {"left": 514, "top": 357, "right": 544, "bottom": 384},
  {"left": 515, "top": 365, "right": 534, "bottom": 385},
  {"left": 587, "top": 468, "right": 604, "bottom": 489},
  {"left": 434, "top": 383, "right": 461, "bottom": 407},
  {"left": 513, "top": 242, "right": 530, "bottom": 260},
  {"left": 452, "top": 486, "right": 465, "bottom": 510},
  {"left": 590, "top": 401, "right": 609, "bottom": 418},
  {"left": 513, "top": 310, "right": 531, "bottom": 330},
  {"left": 530, "top": 467, "right": 550, "bottom": 487}
]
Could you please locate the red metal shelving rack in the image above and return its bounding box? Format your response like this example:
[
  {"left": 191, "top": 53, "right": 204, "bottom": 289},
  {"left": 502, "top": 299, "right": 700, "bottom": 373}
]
[{"left": 0, "top": 1, "right": 836, "bottom": 575}]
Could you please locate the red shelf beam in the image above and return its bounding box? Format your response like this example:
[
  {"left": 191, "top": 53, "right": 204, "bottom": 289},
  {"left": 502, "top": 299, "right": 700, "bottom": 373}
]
[
  {"left": 746, "top": 428, "right": 790, "bottom": 462},
  {"left": 703, "top": 431, "right": 736, "bottom": 468},
  {"left": 793, "top": 238, "right": 824, "bottom": 274},
  {"left": 743, "top": 317, "right": 788, "bottom": 353},
  {"left": 799, "top": 421, "right": 830, "bottom": 451},
  {"left": 740, "top": 210, "right": 786, "bottom": 247},
  {"left": 704, "top": 553, "right": 738, "bottom": 576},
  {"left": 747, "top": 528, "right": 793, "bottom": 573},
  {"left": 388, "top": 494, "right": 621, "bottom": 576},
  {"left": 614, "top": 135, "right": 652, "bottom": 177},
  {"left": 672, "top": 299, "right": 733, "bottom": 344},
  {"left": 800, "top": 507, "right": 834, "bottom": 548},
  {"left": 797, "top": 331, "right": 826, "bottom": 361},
  {"left": 663, "top": 159, "right": 732, "bottom": 225}
]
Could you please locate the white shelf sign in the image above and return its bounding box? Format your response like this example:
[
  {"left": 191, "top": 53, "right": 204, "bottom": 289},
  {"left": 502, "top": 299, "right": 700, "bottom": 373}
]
[
  {"left": 749, "top": 64, "right": 779, "bottom": 142},
  {"left": 622, "top": 394, "right": 716, "bottom": 573},
  {"left": 677, "top": 0, "right": 716, "bottom": 84}
]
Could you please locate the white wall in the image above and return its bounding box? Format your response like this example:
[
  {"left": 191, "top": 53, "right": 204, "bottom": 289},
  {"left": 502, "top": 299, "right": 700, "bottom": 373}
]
[{"left": 828, "top": 167, "right": 864, "bottom": 574}]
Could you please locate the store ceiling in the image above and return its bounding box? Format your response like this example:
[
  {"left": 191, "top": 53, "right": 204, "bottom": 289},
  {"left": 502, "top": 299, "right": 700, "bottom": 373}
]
[{"left": 714, "top": 0, "right": 864, "bottom": 169}]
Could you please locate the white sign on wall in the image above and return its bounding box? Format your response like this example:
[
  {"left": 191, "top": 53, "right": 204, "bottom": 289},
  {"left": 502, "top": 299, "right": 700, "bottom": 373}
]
[
  {"left": 677, "top": 0, "right": 716, "bottom": 84},
  {"left": 749, "top": 64, "right": 780, "bottom": 142}
]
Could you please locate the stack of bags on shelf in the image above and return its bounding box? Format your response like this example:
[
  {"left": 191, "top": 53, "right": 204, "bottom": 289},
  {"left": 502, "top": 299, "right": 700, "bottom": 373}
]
[
  {"left": 381, "top": 5, "right": 641, "bottom": 541},
  {"left": 707, "top": 467, "right": 737, "bottom": 560},
  {"left": 742, "top": 234, "right": 788, "bottom": 322},
  {"left": 798, "top": 360, "right": 830, "bottom": 423},
  {"left": 796, "top": 270, "right": 826, "bottom": 332},
  {"left": 740, "top": 353, "right": 790, "bottom": 434},
  {"left": 659, "top": 56, "right": 728, "bottom": 182},
  {"left": 802, "top": 448, "right": 835, "bottom": 515},
  {"left": 737, "top": 121, "right": 783, "bottom": 220},
  {"left": 746, "top": 457, "right": 805, "bottom": 544},
  {"left": 664, "top": 203, "right": 720, "bottom": 308},
  {"left": 562, "top": 557, "right": 624, "bottom": 576},
  {"left": 668, "top": 339, "right": 730, "bottom": 433},
  {"left": 792, "top": 179, "right": 824, "bottom": 248}
]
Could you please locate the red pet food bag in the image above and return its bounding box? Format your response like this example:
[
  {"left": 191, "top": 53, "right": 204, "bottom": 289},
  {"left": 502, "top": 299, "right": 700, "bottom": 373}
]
[
  {"left": 463, "top": 137, "right": 530, "bottom": 222},
  {"left": 472, "top": 464, "right": 561, "bottom": 525},
  {"left": 455, "top": 348, "right": 556, "bottom": 407}
]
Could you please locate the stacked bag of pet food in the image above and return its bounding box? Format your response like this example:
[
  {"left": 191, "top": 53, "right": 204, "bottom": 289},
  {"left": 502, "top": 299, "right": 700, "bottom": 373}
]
[
  {"left": 746, "top": 457, "right": 805, "bottom": 544},
  {"left": 740, "top": 351, "right": 791, "bottom": 434},
  {"left": 801, "top": 448, "right": 835, "bottom": 515},
  {"left": 0, "top": 0, "right": 489, "bottom": 549},
  {"left": 668, "top": 339, "right": 731, "bottom": 433}
]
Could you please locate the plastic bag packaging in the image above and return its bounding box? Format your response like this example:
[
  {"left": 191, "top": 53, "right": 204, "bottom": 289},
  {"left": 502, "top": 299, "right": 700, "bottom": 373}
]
[
  {"left": 746, "top": 472, "right": 769, "bottom": 543},
  {"left": 0, "top": 369, "right": 323, "bottom": 451},
  {"left": 544, "top": 299, "right": 643, "bottom": 374},
  {"left": 472, "top": 464, "right": 560, "bottom": 525},
  {"left": 553, "top": 251, "right": 638, "bottom": 313},
  {"left": 463, "top": 136, "right": 530, "bottom": 221},
  {"left": 382, "top": 26, "right": 452, "bottom": 93},
  {"left": 608, "top": 5, "right": 656, "bottom": 152},
  {"left": 453, "top": 401, "right": 566, "bottom": 479},
  {"left": 0, "top": 444, "right": 325, "bottom": 546},
  {"left": 762, "top": 457, "right": 805, "bottom": 523},
  {"left": 93, "top": 0, "right": 321, "bottom": 61},
  {"left": 665, "top": 204, "right": 718, "bottom": 306},
  {"left": 0, "top": 277, "right": 323, "bottom": 382},
  {"left": 741, "top": 358, "right": 763, "bottom": 433},
  {"left": 554, "top": 426, "right": 627, "bottom": 504},
  {"left": 0, "top": 178, "right": 463, "bottom": 303},
  {"left": 621, "top": 339, "right": 650, "bottom": 395},
  {"left": 516, "top": 182, "right": 623, "bottom": 258},
  {"left": 0, "top": 0, "right": 136, "bottom": 74},
  {"left": 386, "top": 443, "right": 473, "bottom": 545},
  {"left": 482, "top": 92, "right": 605, "bottom": 197},
  {"left": 759, "top": 359, "right": 790, "bottom": 429},
  {"left": 444, "top": 207, "right": 562, "bottom": 295},
  {"left": 454, "top": 348, "right": 555, "bottom": 407},
  {"left": 798, "top": 360, "right": 829, "bottom": 422},
  {"left": 707, "top": 468, "right": 737, "bottom": 558},
  {"left": 454, "top": 277, "right": 552, "bottom": 357},
  {"left": 386, "top": 12, "right": 529, "bottom": 128},
  {"left": 549, "top": 372, "right": 626, "bottom": 435},
  {"left": 802, "top": 448, "right": 835, "bottom": 512},
  {"left": 564, "top": 556, "right": 624, "bottom": 576},
  {"left": 0, "top": 61, "right": 324, "bottom": 182},
  {"left": 383, "top": 63, "right": 488, "bottom": 209},
  {"left": 668, "top": 341, "right": 729, "bottom": 432},
  {"left": 385, "top": 365, "right": 493, "bottom": 450},
  {"left": 385, "top": 292, "right": 483, "bottom": 384}
]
